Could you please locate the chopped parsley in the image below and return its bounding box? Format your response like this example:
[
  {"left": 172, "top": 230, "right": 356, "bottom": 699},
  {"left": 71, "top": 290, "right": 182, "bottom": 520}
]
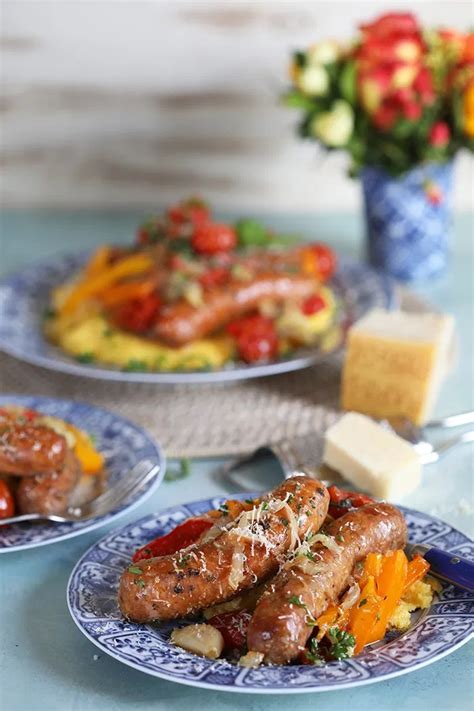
[
  {"left": 177, "top": 554, "right": 191, "bottom": 569},
  {"left": 245, "top": 498, "right": 255, "bottom": 505},
  {"left": 336, "top": 534, "right": 345, "bottom": 542},
  {"left": 128, "top": 565, "right": 143, "bottom": 575},
  {"left": 76, "top": 352, "right": 95, "bottom": 364},
  {"left": 261, "top": 501, "right": 269, "bottom": 511},
  {"left": 327, "top": 627, "right": 356, "bottom": 660},
  {"left": 358, "top": 598, "right": 367, "bottom": 607},
  {"left": 219, "top": 503, "right": 229, "bottom": 515},
  {"left": 288, "top": 595, "right": 305, "bottom": 607},
  {"left": 134, "top": 578, "right": 145, "bottom": 588},
  {"left": 123, "top": 359, "right": 148, "bottom": 372},
  {"left": 280, "top": 517, "right": 289, "bottom": 527}
]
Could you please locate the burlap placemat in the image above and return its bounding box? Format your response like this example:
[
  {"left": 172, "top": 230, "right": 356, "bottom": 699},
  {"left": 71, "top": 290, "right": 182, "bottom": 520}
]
[{"left": 0, "top": 287, "right": 431, "bottom": 458}]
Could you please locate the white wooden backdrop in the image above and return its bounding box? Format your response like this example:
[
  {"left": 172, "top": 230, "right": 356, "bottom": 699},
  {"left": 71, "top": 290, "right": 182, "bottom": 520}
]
[{"left": 1, "top": 0, "right": 473, "bottom": 211}]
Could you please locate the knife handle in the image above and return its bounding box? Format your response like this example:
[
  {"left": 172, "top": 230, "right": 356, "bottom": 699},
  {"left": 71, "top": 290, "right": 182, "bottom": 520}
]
[{"left": 414, "top": 544, "right": 474, "bottom": 593}]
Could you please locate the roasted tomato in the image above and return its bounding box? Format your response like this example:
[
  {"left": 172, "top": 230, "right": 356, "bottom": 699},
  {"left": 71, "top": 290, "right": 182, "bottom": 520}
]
[
  {"left": 132, "top": 518, "right": 213, "bottom": 562},
  {"left": 227, "top": 314, "right": 278, "bottom": 363},
  {"left": 207, "top": 610, "right": 252, "bottom": 651},
  {"left": 114, "top": 293, "right": 161, "bottom": 334},
  {"left": 168, "top": 198, "right": 210, "bottom": 230},
  {"left": 301, "top": 293, "right": 326, "bottom": 316},
  {"left": 301, "top": 244, "right": 337, "bottom": 282},
  {"left": 328, "top": 485, "right": 375, "bottom": 519},
  {"left": 0, "top": 480, "right": 15, "bottom": 519},
  {"left": 192, "top": 223, "right": 237, "bottom": 255}
]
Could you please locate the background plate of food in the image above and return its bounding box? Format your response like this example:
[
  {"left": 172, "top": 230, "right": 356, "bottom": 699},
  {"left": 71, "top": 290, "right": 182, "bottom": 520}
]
[
  {"left": 0, "top": 199, "right": 395, "bottom": 384},
  {"left": 0, "top": 395, "right": 165, "bottom": 553},
  {"left": 67, "top": 484, "right": 474, "bottom": 694}
]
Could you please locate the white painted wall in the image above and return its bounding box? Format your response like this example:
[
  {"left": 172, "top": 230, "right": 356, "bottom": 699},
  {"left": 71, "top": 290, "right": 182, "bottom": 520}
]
[{"left": 1, "top": 0, "right": 473, "bottom": 210}]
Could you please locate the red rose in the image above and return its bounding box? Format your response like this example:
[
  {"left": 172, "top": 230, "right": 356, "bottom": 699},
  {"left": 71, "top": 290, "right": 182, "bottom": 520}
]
[{"left": 429, "top": 121, "right": 450, "bottom": 147}]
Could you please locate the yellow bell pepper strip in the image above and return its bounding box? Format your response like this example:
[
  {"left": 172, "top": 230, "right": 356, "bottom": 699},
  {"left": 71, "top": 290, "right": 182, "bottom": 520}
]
[
  {"left": 347, "top": 576, "right": 382, "bottom": 654},
  {"left": 403, "top": 554, "right": 430, "bottom": 593},
  {"left": 99, "top": 280, "right": 156, "bottom": 307},
  {"left": 366, "top": 549, "right": 408, "bottom": 644},
  {"left": 67, "top": 424, "right": 104, "bottom": 474},
  {"left": 85, "top": 246, "right": 112, "bottom": 276},
  {"left": 60, "top": 253, "right": 153, "bottom": 316}
]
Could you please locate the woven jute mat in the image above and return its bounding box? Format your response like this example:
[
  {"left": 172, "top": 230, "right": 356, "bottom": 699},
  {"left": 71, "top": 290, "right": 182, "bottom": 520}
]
[{"left": 0, "top": 287, "right": 431, "bottom": 458}]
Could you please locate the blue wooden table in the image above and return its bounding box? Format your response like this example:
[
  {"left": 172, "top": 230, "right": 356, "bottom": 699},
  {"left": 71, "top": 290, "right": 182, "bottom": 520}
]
[{"left": 0, "top": 210, "right": 473, "bottom": 711}]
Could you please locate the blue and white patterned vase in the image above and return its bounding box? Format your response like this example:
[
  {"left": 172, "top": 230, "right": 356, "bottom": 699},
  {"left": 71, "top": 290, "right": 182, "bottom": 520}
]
[{"left": 361, "top": 161, "right": 454, "bottom": 282}]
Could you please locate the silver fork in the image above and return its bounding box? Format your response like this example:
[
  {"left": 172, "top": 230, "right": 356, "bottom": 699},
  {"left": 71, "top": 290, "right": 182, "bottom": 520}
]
[
  {"left": 1, "top": 460, "right": 160, "bottom": 525},
  {"left": 383, "top": 410, "right": 474, "bottom": 456}
]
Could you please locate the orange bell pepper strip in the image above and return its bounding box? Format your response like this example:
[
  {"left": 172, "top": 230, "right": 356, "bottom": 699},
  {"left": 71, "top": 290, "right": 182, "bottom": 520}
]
[
  {"left": 366, "top": 549, "right": 408, "bottom": 644},
  {"left": 85, "top": 246, "right": 112, "bottom": 276},
  {"left": 360, "top": 552, "right": 383, "bottom": 585},
  {"left": 315, "top": 605, "right": 340, "bottom": 641},
  {"left": 348, "top": 576, "right": 382, "bottom": 654},
  {"left": 404, "top": 554, "right": 430, "bottom": 592},
  {"left": 67, "top": 425, "right": 104, "bottom": 475},
  {"left": 60, "top": 253, "right": 153, "bottom": 316},
  {"left": 99, "top": 280, "right": 156, "bottom": 307}
]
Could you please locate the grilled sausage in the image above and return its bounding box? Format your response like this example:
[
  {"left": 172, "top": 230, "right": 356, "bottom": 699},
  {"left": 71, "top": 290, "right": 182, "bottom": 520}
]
[
  {"left": 16, "top": 450, "right": 82, "bottom": 515},
  {"left": 0, "top": 424, "right": 68, "bottom": 476},
  {"left": 247, "top": 503, "right": 407, "bottom": 664},
  {"left": 153, "top": 273, "right": 318, "bottom": 346},
  {"left": 118, "top": 476, "right": 329, "bottom": 623}
]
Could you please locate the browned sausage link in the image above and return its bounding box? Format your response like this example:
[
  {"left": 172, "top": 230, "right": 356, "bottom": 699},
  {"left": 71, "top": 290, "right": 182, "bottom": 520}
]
[
  {"left": 16, "top": 450, "right": 82, "bottom": 515},
  {"left": 247, "top": 503, "right": 407, "bottom": 664},
  {"left": 0, "top": 424, "right": 68, "bottom": 476},
  {"left": 153, "top": 273, "right": 318, "bottom": 347},
  {"left": 118, "top": 476, "right": 329, "bottom": 623}
]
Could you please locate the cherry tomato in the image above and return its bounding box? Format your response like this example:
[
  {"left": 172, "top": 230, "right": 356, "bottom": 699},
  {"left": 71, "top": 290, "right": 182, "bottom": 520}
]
[
  {"left": 301, "top": 244, "right": 337, "bottom": 281},
  {"left": 0, "top": 481, "right": 15, "bottom": 519},
  {"left": 227, "top": 315, "right": 278, "bottom": 363},
  {"left": 207, "top": 610, "right": 252, "bottom": 651},
  {"left": 301, "top": 293, "right": 326, "bottom": 316},
  {"left": 328, "top": 485, "right": 375, "bottom": 519},
  {"left": 192, "top": 223, "right": 237, "bottom": 255},
  {"left": 199, "top": 267, "right": 230, "bottom": 289},
  {"left": 132, "top": 518, "right": 213, "bottom": 562},
  {"left": 168, "top": 199, "right": 210, "bottom": 230},
  {"left": 114, "top": 293, "right": 161, "bottom": 334}
]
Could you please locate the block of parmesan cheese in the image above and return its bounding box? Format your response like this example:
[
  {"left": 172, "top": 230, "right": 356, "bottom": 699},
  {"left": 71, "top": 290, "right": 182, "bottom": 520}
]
[
  {"left": 323, "top": 412, "right": 421, "bottom": 500},
  {"left": 341, "top": 309, "right": 454, "bottom": 425}
]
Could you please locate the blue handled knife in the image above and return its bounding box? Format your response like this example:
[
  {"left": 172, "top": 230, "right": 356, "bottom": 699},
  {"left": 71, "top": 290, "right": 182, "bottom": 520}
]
[{"left": 406, "top": 543, "right": 474, "bottom": 593}]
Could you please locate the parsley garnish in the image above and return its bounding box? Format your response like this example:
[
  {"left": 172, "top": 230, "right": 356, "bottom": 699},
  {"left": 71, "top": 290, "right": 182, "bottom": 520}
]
[
  {"left": 305, "top": 637, "right": 324, "bottom": 666},
  {"left": 336, "top": 534, "right": 345, "bottom": 542},
  {"left": 76, "top": 352, "right": 95, "bottom": 364},
  {"left": 245, "top": 498, "right": 254, "bottom": 505},
  {"left": 280, "top": 517, "right": 289, "bottom": 527},
  {"left": 164, "top": 458, "right": 191, "bottom": 483},
  {"left": 123, "top": 359, "right": 148, "bottom": 372},
  {"left": 128, "top": 565, "right": 143, "bottom": 575},
  {"left": 219, "top": 503, "right": 229, "bottom": 515},
  {"left": 359, "top": 598, "right": 367, "bottom": 607},
  {"left": 134, "top": 578, "right": 145, "bottom": 588},
  {"left": 288, "top": 595, "right": 305, "bottom": 608},
  {"left": 327, "top": 627, "right": 355, "bottom": 660},
  {"left": 177, "top": 554, "right": 190, "bottom": 569}
]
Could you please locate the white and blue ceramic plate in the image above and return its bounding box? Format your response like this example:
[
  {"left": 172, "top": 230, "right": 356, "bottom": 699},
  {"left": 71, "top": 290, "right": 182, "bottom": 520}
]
[
  {"left": 0, "top": 395, "right": 165, "bottom": 553},
  {"left": 0, "top": 253, "right": 395, "bottom": 384},
  {"left": 67, "top": 495, "right": 474, "bottom": 694}
]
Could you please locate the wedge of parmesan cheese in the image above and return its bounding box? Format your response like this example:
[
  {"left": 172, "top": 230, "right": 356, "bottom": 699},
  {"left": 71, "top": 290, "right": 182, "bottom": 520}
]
[
  {"left": 323, "top": 412, "right": 421, "bottom": 500},
  {"left": 341, "top": 309, "right": 454, "bottom": 425}
]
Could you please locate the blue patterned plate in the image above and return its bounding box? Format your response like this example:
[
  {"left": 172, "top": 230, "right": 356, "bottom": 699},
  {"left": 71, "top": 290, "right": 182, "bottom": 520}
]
[
  {"left": 67, "top": 495, "right": 473, "bottom": 694},
  {"left": 0, "top": 395, "right": 165, "bottom": 553},
  {"left": 0, "top": 253, "right": 395, "bottom": 384}
]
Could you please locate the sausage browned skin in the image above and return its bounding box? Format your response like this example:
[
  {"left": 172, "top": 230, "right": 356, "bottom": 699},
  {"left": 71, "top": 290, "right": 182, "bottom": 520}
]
[
  {"left": 0, "top": 424, "right": 68, "bottom": 476},
  {"left": 153, "top": 273, "right": 318, "bottom": 346},
  {"left": 16, "top": 450, "right": 82, "bottom": 515},
  {"left": 118, "top": 476, "right": 329, "bottom": 623},
  {"left": 247, "top": 503, "right": 407, "bottom": 664}
]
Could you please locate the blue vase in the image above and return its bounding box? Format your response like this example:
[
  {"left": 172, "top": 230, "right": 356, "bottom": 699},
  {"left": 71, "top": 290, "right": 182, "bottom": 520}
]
[{"left": 361, "top": 161, "right": 454, "bottom": 282}]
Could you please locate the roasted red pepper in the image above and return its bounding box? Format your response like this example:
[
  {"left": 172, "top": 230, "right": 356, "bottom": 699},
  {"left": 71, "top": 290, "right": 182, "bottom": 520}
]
[
  {"left": 328, "top": 485, "right": 375, "bottom": 519},
  {"left": 207, "top": 610, "right": 252, "bottom": 651},
  {"left": 114, "top": 293, "right": 161, "bottom": 334},
  {"left": 132, "top": 517, "right": 213, "bottom": 562}
]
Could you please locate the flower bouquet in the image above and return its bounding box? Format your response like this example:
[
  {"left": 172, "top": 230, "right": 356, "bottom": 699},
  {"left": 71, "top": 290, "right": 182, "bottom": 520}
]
[{"left": 286, "top": 12, "right": 474, "bottom": 280}]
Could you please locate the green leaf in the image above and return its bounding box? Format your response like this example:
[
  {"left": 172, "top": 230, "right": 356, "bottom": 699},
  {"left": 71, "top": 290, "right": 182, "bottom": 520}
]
[
  {"left": 127, "top": 565, "right": 143, "bottom": 575},
  {"left": 339, "top": 61, "right": 357, "bottom": 105},
  {"left": 282, "top": 90, "right": 316, "bottom": 112},
  {"left": 236, "top": 219, "right": 270, "bottom": 247}
]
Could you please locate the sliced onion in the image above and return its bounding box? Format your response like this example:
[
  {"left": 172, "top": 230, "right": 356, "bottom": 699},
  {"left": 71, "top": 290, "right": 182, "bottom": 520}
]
[
  {"left": 340, "top": 582, "right": 361, "bottom": 612},
  {"left": 307, "top": 533, "right": 341, "bottom": 555},
  {"left": 228, "top": 543, "right": 246, "bottom": 590}
]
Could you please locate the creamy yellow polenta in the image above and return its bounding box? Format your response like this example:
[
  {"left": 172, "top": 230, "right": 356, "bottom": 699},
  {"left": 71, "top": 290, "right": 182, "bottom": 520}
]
[{"left": 46, "top": 313, "right": 234, "bottom": 371}]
